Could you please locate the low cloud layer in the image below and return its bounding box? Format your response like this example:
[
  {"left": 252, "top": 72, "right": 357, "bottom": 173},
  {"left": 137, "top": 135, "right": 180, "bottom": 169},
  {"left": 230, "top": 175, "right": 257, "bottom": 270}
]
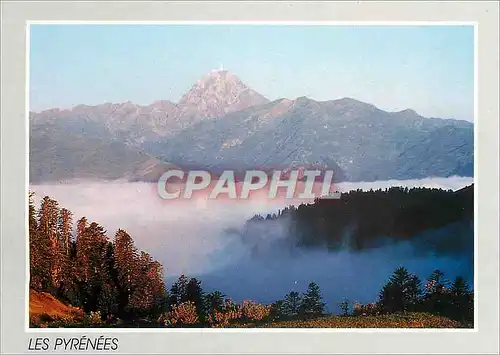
[{"left": 30, "top": 176, "right": 473, "bottom": 310}]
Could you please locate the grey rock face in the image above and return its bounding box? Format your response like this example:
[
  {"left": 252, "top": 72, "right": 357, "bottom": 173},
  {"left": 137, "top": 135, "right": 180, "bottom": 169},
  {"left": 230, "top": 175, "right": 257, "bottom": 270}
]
[
  {"left": 179, "top": 70, "right": 270, "bottom": 118},
  {"left": 29, "top": 71, "right": 473, "bottom": 183}
]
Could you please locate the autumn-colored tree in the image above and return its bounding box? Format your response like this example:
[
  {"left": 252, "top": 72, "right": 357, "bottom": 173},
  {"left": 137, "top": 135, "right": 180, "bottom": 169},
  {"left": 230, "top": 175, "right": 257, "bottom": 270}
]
[
  {"left": 148, "top": 260, "right": 168, "bottom": 316},
  {"left": 78, "top": 221, "right": 110, "bottom": 313},
  {"left": 163, "top": 301, "right": 199, "bottom": 327},
  {"left": 58, "top": 208, "right": 72, "bottom": 255},
  {"left": 56, "top": 208, "right": 77, "bottom": 302},
  {"left": 28, "top": 192, "right": 49, "bottom": 290},
  {"left": 29, "top": 194, "right": 171, "bottom": 324},
  {"left": 75, "top": 217, "right": 90, "bottom": 283},
  {"left": 36, "top": 196, "right": 62, "bottom": 291},
  {"left": 241, "top": 300, "right": 271, "bottom": 321},
  {"left": 129, "top": 251, "right": 168, "bottom": 318},
  {"left": 207, "top": 298, "right": 243, "bottom": 327},
  {"left": 113, "top": 229, "right": 139, "bottom": 316}
]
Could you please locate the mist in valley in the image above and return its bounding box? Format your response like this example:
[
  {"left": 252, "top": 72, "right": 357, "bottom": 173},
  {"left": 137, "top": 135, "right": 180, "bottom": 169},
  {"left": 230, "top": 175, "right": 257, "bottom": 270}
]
[{"left": 30, "top": 176, "right": 474, "bottom": 313}]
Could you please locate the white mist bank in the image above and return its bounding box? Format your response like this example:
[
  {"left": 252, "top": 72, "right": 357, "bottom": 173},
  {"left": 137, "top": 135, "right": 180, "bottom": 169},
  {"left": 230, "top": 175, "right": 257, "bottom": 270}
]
[
  {"left": 30, "top": 176, "right": 474, "bottom": 309},
  {"left": 336, "top": 176, "right": 473, "bottom": 193}
]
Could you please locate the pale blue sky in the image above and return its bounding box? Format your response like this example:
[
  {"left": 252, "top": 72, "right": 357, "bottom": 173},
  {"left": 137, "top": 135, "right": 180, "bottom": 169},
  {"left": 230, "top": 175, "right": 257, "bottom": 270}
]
[{"left": 30, "top": 24, "right": 474, "bottom": 121}]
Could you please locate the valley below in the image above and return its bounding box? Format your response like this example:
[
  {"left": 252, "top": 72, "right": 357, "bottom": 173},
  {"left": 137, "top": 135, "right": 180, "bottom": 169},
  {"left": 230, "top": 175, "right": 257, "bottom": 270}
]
[{"left": 30, "top": 175, "right": 474, "bottom": 314}]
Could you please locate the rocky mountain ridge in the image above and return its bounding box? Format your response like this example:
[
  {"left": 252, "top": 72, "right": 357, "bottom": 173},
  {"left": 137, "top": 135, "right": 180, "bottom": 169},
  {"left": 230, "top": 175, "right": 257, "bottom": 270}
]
[{"left": 29, "top": 70, "right": 474, "bottom": 183}]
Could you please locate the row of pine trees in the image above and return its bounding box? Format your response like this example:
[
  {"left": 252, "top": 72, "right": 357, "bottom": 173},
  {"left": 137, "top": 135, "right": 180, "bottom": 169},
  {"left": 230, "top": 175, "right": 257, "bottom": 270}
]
[
  {"left": 29, "top": 193, "right": 167, "bottom": 321},
  {"left": 29, "top": 190, "right": 327, "bottom": 325},
  {"left": 376, "top": 267, "right": 473, "bottom": 323},
  {"left": 248, "top": 185, "right": 474, "bottom": 253}
]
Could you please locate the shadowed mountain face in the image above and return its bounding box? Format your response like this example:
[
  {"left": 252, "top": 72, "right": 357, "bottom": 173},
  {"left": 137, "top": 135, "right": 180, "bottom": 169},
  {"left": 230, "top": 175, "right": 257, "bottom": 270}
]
[
  {"left": 29, "top": 119, "right": 179, "bottom": 183},
  {"left": 30, "top": 70, "right": 473, "bottom": 183},
  {"left": 146, "top": 96, "right": 473, "bottom": 182}
]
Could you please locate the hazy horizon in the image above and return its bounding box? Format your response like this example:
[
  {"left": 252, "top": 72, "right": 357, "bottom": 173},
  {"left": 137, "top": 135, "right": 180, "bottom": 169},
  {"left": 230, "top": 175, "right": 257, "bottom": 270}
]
[{"left": 30, "top": 24, "right": 474, "bottom": 121}]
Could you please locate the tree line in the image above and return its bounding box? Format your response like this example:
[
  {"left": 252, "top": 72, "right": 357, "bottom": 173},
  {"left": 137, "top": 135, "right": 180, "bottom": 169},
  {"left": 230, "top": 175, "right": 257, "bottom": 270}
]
[
  {"left": 29, "top": 192, "right": 167, "bottom": 322},
  {"left": 29, "top": 192, "right": 325, "bottom": 326},
  {"left": 363, "top": 266, "right": 473, "bottom": 324},
  {"left": 246, "top": 185, "right": 474, "bottom": 253}
]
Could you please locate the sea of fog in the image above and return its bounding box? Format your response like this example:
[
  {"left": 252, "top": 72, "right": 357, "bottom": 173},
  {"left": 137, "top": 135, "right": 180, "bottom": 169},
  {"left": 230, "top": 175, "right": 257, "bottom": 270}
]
[{"left": 30, "top": 176, "right": 474, "bottom": 313}]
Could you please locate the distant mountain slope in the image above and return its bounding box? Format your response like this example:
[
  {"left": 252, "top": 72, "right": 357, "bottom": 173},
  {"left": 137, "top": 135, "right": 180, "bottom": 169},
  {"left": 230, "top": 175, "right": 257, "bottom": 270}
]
[
  {"left": 146, "top": 96, "right": 474, "bottom": 182},
  {"left": 29, "top": 70, "right": 473, "bottom": 183},
  {"left": 29, "top": 119, "right": 177, "bottom": 183}
]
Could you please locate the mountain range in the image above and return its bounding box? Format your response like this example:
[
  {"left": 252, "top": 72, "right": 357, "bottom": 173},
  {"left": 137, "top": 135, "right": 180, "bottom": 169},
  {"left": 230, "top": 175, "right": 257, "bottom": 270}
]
[{"left": 29, "top": 69, "right": 474, "bottom": 183}]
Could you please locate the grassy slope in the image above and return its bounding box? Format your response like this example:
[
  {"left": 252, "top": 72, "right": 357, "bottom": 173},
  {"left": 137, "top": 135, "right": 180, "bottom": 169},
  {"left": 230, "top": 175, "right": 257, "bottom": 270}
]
[
  {"left": 29, "top": 290, "right": 83, "bottom": 321},
  {"left": 231, "top": 313, "right": 465, "bottom": 328}
]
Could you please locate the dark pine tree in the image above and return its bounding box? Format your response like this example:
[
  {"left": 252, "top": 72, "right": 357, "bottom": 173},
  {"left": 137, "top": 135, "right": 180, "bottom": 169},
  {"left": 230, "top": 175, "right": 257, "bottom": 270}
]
[
  {"left": 423, "top": 269, "right": 450, "bottom": 315},
  {"left": 169, "top": 275, "right": 189, "bottom": 307},
  {"left": 449, "top": 276, "right": 474, "bottom": 323},
  {"left": 282, "top": 291, "right": 302, "bottom": 317},
  {"left": 378, "top": 266, "right": 422, "bottom": 314},
  {"left": 300, "top": 282, "right": 325, "bottom": 317},
  {"left": 204, "top": 290, "right": 226, "bottom": 314},
  {"left": 185, "top": 278, "right": 205, "bottom": 320}
]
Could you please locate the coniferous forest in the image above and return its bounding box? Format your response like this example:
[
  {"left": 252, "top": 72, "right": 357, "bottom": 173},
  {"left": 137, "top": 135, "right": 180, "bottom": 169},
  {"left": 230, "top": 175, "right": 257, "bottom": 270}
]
[
  {"left": 246, "top": 184, "right": 473, "bottom": 254},
  {"left": 28, "top": 185, "right": 474, "bottom": 328}
]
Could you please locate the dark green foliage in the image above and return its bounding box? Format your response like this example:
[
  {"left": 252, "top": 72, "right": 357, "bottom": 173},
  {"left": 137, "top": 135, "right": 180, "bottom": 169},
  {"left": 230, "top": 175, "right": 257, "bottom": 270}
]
[
  {"left": 300, "top": 282, "right": 325, "bottom": 317},
  {"left": 372, "top": 267, "right": 473, "bottom": 324},
  {"left": 168, "top": 276, "right": 206, "bottom": 320},
  {"left": 449, "top": 276, "right": 474, "bottom": 323},
  {"left": 246, "top": 185, "right": 473, "bottom": 255},
  {"left": 185, "top": 278, "right": 205, "bottom": 319},
  {"left": 422, "top": 269, "right": 450, "bottom": 316},
  {"left": 378, "top": 267, "right": 422, "bottom": 313},
  {"left": 420, "top": 271, "right": 473, "bottom": 324},
  {"left": 169, "top": 275, "right": 189, "bottom": 306},
  {"left": 282, "top": 291, "right": 302, "bottom": 316},
  {"left": 269, "top": 300, "right": 285, "bottom": 320},
  {"left": 203, "top": 291, "right": 226, "bottom": 314},
  {"left": 338, "top": 299, "right": 350, "bottom": 316}
]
